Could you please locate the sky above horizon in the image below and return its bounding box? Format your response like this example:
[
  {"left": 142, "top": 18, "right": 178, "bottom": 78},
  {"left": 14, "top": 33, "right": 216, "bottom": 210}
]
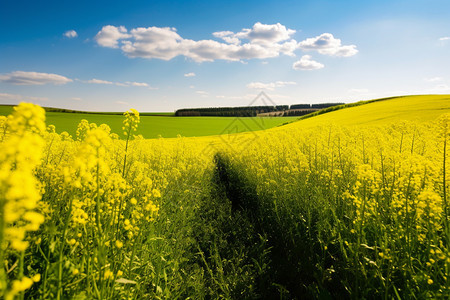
[{"left": 1, "top": 0, "right": 450, "bottom": 112}]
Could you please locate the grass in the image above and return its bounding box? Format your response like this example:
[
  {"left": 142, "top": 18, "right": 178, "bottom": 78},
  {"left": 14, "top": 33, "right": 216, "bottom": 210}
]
[{"left": 0, "top": 105, "right": 298, "bottom": 139}]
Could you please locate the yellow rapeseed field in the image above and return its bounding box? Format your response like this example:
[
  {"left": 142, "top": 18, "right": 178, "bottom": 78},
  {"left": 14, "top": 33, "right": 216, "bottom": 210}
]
[{"left": 1, "top": 95, "right": 449, "bottom": 298}]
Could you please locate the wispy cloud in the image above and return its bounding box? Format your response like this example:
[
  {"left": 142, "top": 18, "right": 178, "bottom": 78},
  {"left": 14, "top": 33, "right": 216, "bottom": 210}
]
[
  {"left": 424, "top": 77, "right": 444, "bottom": 82},
  {"left": 127, "top": 81, "right": 148, "bottom": 87},
  {"left": 0, "top": 71, "right": 72, "bottom": 85},
  {"left": 184, "top": 72, "right": 196, "bottom": 77},
  {"left": 439, "top": 37, "right": 450, "bottom": 41},
  {"left": 84, "top": 78, "right": 155, "bottom": 88},
  {"left": 196, "top": 90, "right": 209, "bottom": 97},
  {"left": 246, "top": 81, "right": 297, "bottom": 91},
  {"left": 0, "top": 92, "right": 48, "bottom": 102},
  {"left": 115, "top": 100, "right": 130, "bottom": 105},
  {"left": 348, "top": 88, "right": 369, "bottom": 94},
  {"left": 87, "top": 78, "right": 114, "bottom": 85}
]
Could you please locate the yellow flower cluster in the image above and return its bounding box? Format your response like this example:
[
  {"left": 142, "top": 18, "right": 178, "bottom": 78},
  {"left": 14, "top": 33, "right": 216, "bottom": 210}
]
[
  {"left": 2, "top": 102, "right": 449, "bottom": 298},
  {"left": 0, "top": 103, "right": 46, "bottom": 298},
  {"left": 122, "top": 108, "right": 140, "bottom": 136}
]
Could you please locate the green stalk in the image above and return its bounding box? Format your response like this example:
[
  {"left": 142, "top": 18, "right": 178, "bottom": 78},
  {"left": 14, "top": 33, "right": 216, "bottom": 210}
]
[
  {"left": 56, "top": 194, "right": 73, "bottom": 300},
  {"left": 95, "top": 147, "right": 105, "bottom": 299},
  {"left": 122, "top": 126, "right": 132, "bottom": 178},
  {"left": 0, "top": 198, "right": 5, "bottom": 295},
  {"left": 125, "top": 232, "right": 141, "bottom": 299},
  {"left": 443, "top": 133, "right": 448, "bottom": 236},
  {"left": 19, "top": 251, "right": 24, "bottom": 300}
]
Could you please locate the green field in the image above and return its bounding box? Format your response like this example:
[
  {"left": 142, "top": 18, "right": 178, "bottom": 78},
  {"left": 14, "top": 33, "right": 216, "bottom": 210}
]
[{"left": 0, "top": 105, "right": 298, "bottom": 139}]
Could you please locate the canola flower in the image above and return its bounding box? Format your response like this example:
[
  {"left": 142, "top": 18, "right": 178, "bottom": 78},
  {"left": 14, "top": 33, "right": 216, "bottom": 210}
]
[
  {"left": 1, "top": 102, "right": 449, "bottom": 299},
  {"left": 0, "top": 103, "right": 46, "bottom": 299}
]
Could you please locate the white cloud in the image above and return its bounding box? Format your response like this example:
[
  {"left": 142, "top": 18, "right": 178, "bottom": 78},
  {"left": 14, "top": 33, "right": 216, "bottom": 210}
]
[
  {"left": 425, "top": 77, "right": 443, "bottom": 82},
  {"left": 432, "top": 84, "right": 450, "bottom": 91},
  {"left": 94, "top": 23, "right": 359, "bottom": 68},
  {"left": 0, "top": 92, "right": 48, "bottom": 102},
  {"left": 214, "top": 22, "right": 296, "bottom": 45},
  {"left": 246, "top": 81, "right": 297, "bottom": 91},
  {"left": 348, "top": 88, "right": 369, "bottom": 94},
  {"left": 28, "top": 96, "right": 49, "bottom": 101},
  {"left": 196, "top": 90, "right": 209, "bottom": 97},
  {"left": 64, "top": 30, "right": 78, "bottom": 38},
  {"left": 440, "top": 37, "right": 450, "bottom": 41},
  {"left": 126, "top": 81, "right": 149, "bottom": 87},
  {"left": 85, "top": 78, "right": 153, "bottom": 88},
  {"left": 115, "top": 101, "right": 130, "bottom": 105},
  {"left": 0, "top": 71, "right": 72, "bottom": 85},
  {"left": 87, "top": 78, "right": 114, "bottom": 85},
  {"left": 71, "top": 97, "right": 82, "bottom": 101},
  {"left": 184, "top": 72, "right": 196, "bottom": 77},
  {"left": 298, "top": 33, "right": 358, "bottom": 57},
  {"left": 212, "top": 31, "right": 241, "bottom": 45},
  {"left": 94, "top": 22, "right": 299, "bottom": 62},
  {"left": 292, "top": 55, "right": 324, "bottom": 70},
  {"left": 0, "top": 92, "right": 20, "bottom": 101},
  {"left": 95, "top": 25, "right": 131, "bottom": 48}
]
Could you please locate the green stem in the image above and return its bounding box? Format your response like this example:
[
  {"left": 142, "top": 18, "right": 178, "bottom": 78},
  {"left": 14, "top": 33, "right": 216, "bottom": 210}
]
[
  {"left": 0, "top": 198, "right": 5, "bottom": 295},
  {"left": 122, "top": 126, "right": 132, "bottom": 178},
  {"left": 56, "top": 194, "right": 73, "bottom": 300}
]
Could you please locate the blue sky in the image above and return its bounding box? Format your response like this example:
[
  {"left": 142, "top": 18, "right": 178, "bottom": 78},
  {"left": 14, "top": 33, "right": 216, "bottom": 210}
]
[{"left": 1, "top": 0, "right": 449, "bottom": 112}]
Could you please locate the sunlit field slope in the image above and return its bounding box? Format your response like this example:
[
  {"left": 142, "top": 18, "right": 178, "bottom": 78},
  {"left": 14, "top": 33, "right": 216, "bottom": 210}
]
[
  {"left": 0, "top": 105, "right": 298, "bottom": 138},
  {"left": 1, "top": 95, "right": 450, "bottom": 299},
  {"left": 282, "top": 94, "right": 450, "bottom": 129}
]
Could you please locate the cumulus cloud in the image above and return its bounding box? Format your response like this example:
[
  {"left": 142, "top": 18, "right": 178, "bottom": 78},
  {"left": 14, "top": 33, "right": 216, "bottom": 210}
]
[
  {"left": 292, "top": 55, "right": 324, "bottom": 70},
  {"left": 0, "top": 71, "right": 72, "bottom": 85},
  {"left": 64, "top": 30, "right": 78, "bottom": 38},
  {"left": 95, "top": 25, "right": 131, "bottom": 48},
  {"left": 94, "top": 22, "right": 299, "bottom": 62},
  {"left": 214, "top": 22, "right": 296, "bottom": 45},
  {"left": 298, "top": 33, "right": 358, "bottom": 57},
  {"left": 184, "top": 72, "right": 196, "bottom": 77},
  {"left": 246, "top": 81, "right": 297, "bottom": 91},
  {"left": 93, "top": 23, "right": 359, "bottom": 68}
]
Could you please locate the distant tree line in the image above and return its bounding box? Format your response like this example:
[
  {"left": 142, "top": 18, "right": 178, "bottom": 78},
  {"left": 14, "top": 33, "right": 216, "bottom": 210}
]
[
  {"left": 284, "top": 110, "right": 316, "bottom": 117},
  {"left": 175, "top": 105, "right": 289, "bottom": 117},
  {"left": 175, "top": 103, "right": 345, "bottom": 117}
]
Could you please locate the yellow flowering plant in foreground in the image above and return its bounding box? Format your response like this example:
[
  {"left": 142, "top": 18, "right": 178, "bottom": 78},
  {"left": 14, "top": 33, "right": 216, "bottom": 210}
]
[
  {"left": 0, "top": 103, "right": 46, "bottom": 299},
  {"left": 0, "top": 102, "right": 449, "bottom": 299}
]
